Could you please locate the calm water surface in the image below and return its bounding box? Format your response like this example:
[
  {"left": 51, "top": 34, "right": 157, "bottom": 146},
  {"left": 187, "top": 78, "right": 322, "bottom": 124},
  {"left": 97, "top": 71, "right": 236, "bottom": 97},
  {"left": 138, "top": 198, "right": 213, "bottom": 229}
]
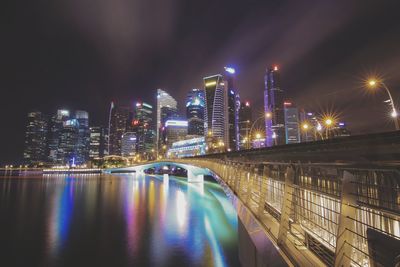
[{"left": 0, "top": 174, "right": 240, "bottom": 267}]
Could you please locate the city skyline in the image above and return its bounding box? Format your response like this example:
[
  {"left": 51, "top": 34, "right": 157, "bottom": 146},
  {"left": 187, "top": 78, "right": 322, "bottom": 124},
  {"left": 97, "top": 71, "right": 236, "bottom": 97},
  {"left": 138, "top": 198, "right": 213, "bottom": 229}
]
[{"left": 2, "top": 1, "right": 400, "bottom": 163}]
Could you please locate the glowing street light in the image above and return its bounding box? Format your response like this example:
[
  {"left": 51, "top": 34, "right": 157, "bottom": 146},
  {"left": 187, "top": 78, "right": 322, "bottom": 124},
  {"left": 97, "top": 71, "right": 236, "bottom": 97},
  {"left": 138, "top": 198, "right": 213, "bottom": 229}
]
[
  {"left": 301, "top": 121, "right": 324, "bottom": 141},
  {"left": 324, "top": 118, "right": 333, "bottom": 126},
  {"left": 367, "top": 78, "right": 399, "bottom": 130}
]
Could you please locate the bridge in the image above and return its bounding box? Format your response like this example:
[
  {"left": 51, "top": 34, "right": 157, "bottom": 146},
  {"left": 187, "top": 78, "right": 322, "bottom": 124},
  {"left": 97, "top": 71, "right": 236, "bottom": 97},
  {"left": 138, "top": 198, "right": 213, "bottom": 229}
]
[
  {"left": 103, "top": 161, "right": 208, "bottom": 183},
  {"left": 107, "top": 131, "right": 400, "bottom": 267}
]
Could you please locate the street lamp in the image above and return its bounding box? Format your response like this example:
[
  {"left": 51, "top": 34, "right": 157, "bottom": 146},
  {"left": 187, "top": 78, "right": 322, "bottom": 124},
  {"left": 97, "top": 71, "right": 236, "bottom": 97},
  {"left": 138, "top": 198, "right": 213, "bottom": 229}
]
[
  {"left": 248, "top": 112, "right": 271, "bottom": 149},
  {"left": 323, "top": 117, "right": 335, "bottom": 139},
  {"left": 367, "top": 78, "right": 399, "bottom": 130},
  {"left": 301, "top": 121, "right": 324, "bottom": 141}
]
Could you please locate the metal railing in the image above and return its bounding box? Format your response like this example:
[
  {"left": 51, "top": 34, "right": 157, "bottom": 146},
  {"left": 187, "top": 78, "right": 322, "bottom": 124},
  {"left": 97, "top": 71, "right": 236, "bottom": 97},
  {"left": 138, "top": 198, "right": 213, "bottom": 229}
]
[{"left": 178, "top": 158, "right": 400, "bottom": 267}]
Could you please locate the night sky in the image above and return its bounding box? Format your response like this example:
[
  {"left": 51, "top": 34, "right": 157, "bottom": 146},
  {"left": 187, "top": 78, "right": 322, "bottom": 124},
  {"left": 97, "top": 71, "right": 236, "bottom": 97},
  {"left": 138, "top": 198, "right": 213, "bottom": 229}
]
[{"left": 1, "top": 0, "right": 400, "bottom": 164}]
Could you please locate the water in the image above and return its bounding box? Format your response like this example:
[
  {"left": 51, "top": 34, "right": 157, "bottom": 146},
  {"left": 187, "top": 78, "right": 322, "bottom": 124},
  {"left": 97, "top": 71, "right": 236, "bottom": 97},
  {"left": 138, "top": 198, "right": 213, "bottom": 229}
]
[{"left": 0, "top": 174, "right": 240, "bottom": 267}]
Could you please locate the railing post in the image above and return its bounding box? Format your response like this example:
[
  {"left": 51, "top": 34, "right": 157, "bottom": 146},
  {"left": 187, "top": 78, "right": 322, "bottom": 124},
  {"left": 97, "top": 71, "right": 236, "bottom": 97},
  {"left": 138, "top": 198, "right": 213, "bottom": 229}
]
[
  {"left": 257, "top": 164, "right": 269, "bottom": 217},
  {"left": 245, "top": 165, "right": 256, "bottom": 204},
  {"left": 235, "top": 164, "right": 244, "bottom": 196},
  {"left": 334, "top": 170, "right": 359, "bottom": 267},
  {"left": 277, "top": 165, "right": 295, "bottom": 246}
]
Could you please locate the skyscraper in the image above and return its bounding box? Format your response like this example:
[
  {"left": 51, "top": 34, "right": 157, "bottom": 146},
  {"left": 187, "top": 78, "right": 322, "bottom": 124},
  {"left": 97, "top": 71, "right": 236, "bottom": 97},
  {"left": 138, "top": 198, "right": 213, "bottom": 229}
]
[
  {"left": 121, "top": 132, "right": 137, "bottom": 157},
  {"left": 89, "top": 126, "right": 107, "bottom": 159},
  {"left": 58, "top": 118, "right": 80, "bottom": 165},
  {"left": 133, "top": 102, "right": 155, "bottom": 159},
  {"left": 203, "top": 67, "right": 241, "bottom": 151},
  {"left": 23, "top": 111, "right": 48, "bottom": 165},
  {"left": 204, "top": 74, "right": 226, "bottom": 145},
  {"left": 264, "top": 66, "right": 285, "bottom": 146},
  {"left": 156, "top": 89, "right": 177, "bottom": 151},
  {"left": 75, "top": 110, "right": 90, "bottom": 164},
  {"left": 48, "top": 109, "right": 70, "bottom": 163},
  {"left": 224, "top": 67, "right": 240, "bottom": 151},
  {"left": 284, "top": 102, "right": 300, "bottom": 144},
  {"left": 239, "top": 101, "right": 252, "bottom": 150},
  {"left": 186, "top": 88, "right": 205, "bottom": 136},
  {"left": 109, "top": 105, "right": 130, "bottom": 155}
]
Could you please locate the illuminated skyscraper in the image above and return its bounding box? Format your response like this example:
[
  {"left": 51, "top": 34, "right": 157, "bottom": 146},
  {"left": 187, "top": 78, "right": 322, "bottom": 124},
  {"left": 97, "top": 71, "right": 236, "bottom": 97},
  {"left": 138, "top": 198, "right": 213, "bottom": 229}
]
[
  {"left": 23, "top": 111, "right": 48, "bottom": 165},
  {"left": 186, "top": 88, "right": 205, "bottom": 136},
  {"left": 133, "top": 102, "right": 155, "bottom": 159},
  {"left": 58, "top": 118, "right": 80, "bottom": 166},
  {"left": 121, "top": 132, "right": 137, "bottom": 157},
  {"left": 264, "top": 66, "right": 285, "bottom": 146},
  {"left": 109, "top": 105, "right": 130, "bottom": 155},
  {"left": 89, "top": 126, "right": 108, "bottom": 159},
  {"left": 204, "top": 74, "right": 226, "bottom": 145},
  {"left": 224, "top": 67, "right": 240, "bottom": 151},
  {"left": 75, "top": 110, "right": 90, "bottom": 164},
  {"left": 48, "top": 109, "right": 70, "bottom": 163},
  {"left": 203, "top": 67, "right": 240, "bottom": 151},
  {"left": 283, "top": 102, "right": 300, "bottom": 144},
  {"left": 156, "top": 89, "right": 177, "bottom": 151}
]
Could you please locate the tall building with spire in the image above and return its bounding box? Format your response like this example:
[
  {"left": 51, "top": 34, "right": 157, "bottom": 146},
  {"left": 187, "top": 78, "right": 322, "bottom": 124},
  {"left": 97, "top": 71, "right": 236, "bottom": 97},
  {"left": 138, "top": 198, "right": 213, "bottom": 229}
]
[{"left": 264, "top": 65, "right": 285, "bottom": 146}]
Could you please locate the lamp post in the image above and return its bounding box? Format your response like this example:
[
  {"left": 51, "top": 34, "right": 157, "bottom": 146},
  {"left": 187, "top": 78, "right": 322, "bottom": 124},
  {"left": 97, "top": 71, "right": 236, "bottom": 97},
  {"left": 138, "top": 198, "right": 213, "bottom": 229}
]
[
  {"left": 248, "top": 112, "right": 271, "bottom": 149},
  {"left": 301, "top": 121, "right": 324, "bottom": 141},
  {"left": 368, "top": 79, "right": 399, "bottom": 130},
  {"left": 324, "top": 117, "right": 333, "bottom": 139}
]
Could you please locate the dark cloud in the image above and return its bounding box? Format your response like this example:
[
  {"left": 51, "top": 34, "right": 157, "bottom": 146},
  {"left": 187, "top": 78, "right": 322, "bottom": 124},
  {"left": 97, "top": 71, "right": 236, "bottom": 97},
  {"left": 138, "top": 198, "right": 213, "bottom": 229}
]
[{"left": 1, "top": 0, "right": 400, "bottom": 163}]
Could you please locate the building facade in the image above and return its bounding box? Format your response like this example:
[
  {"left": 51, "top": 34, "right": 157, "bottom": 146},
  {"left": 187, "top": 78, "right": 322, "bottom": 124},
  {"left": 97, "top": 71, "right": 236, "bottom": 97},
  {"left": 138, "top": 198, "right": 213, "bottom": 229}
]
[
  {"left": 109, "top": 105, "right": 130, "bottom": 156},
  {"left": 121, "top": 132, "right": 137, "bottom": 157},
  {"left": 89, "top": 126, "right": 107, "bottom": 159},
  {"left": 186, "top": 88, "right": 205, "bottom": 136},
  {"left": 164, "top": 120, "right": 188, "bottom": 149},
  {"left": 167, "top": 136, "right": 206, "bottom": 158},
  {"left": 23, "top": 111, "right": 48, "bottom": 165}
]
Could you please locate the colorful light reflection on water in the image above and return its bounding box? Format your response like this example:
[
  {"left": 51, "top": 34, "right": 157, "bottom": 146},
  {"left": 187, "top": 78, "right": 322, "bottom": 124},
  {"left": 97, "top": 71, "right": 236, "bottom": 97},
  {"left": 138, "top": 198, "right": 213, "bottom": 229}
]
[{"left": 0, "top": 174, "right": 240, "bottom": 267}]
